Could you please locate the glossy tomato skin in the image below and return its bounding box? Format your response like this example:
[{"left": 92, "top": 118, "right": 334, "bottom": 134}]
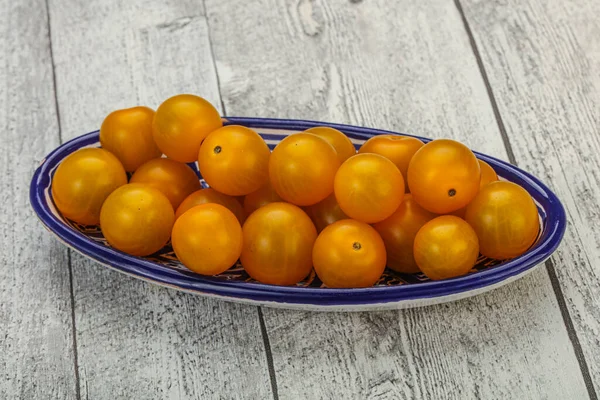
[
  {"left": 478, "top": 160, "right": 498, "bottom": 188},
  {"left": 334, "top": 153, "right": 405, "bottom": 223},
  {"left": 175, "top": 188, "right": 246, "bottom": 223},
  {"left": 100, "top": 184, "right": 174, "bottom": 256},
  {"left": 373, "top": 194, "right": 437, "bottom": 273},
  {"left": 241, "top": 202, "right": 317, "bottom": 285},
  {"left": 414, "top": 215, "right": 479, "bottom": 280},
  {"left": 99, "top": 106, "right": 161, "bottom": 172},
  {"left": 130, "top": 158, "right": 200, "bottom": 210},
  {"left": 358, "top": 135, "right": 423, "bottom": 191},
  {"left": 408, "top": 139, "right": 480, "bottom": 214},
  {"left": 52, "top": 148, "right": 127, "bottom": 225},
  {"left": 269, "top": 133, "right": 340, "bottom": 206},
  {"left": 198, "top": 125, "right": 270, "bottom": 196},
  {"left": 152, "top": 94, "right": 222, "bottom": 163},
  {"left": 304, "top": 193, "right": 348, "bottom": 232},
  {"left": 243, "top": 182, "right": 283, "bottom": 216},
  {"left": 305, "top": 126, "right": 356, "bottom": 164},
  {"left": 465, "top": 181, "right": 539, "bottom": 259},
  {"left": 313, "top": 219, "right": 386, "bottom": 288},
  {"left": 172, "top": 204, "right": 243, "bottom": 275}
]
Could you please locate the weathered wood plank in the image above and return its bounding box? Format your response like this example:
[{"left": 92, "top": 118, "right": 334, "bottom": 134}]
[
  {"left": 0, "top": 0, "right": 77, "bottom": 398},
  {"left": 460, "top": 0, "right": 600, "bottom": 393},
  {"left": 205, "top": 0, "right": 589, "bottom": 398},
  {"left": 47, "top": 1, "right": 272, "bottom": 398}
]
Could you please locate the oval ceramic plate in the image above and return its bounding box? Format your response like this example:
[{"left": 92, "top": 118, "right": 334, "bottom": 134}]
[{"left": 30, "top": 117, "right": 566, "bottom": 311}]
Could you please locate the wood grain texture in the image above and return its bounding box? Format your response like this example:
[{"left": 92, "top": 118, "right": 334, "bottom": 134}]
[
  {"left": 47, "top": 1, "right": 272, "bottom": 398},
  {"left": 204, "top": 0, "right": 589, "bottom": 398},
  {"left": 0, "top": 0, "right": 77, "bottom": 398},
  {"left": 460, "top": 0, "right": 600, "bottom": 393}
]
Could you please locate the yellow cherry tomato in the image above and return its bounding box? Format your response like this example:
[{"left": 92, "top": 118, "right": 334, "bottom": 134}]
[
  {"left": 304, "top": 193, "right": 348, "bottom": 232},
  {"left": 241, "top": 202, "right": 317, "bottom": 285},
  {"left": 172, "top": 204, "right": 243, "bottom": 275},
  {"left": 408, "top": 139, "right": 481, "bottom": 214},
  {"left": 358, "top": 135, "right": 424, "bottom": 191},
  {"left": 478, "top": 160, "right": 498, "bottom": 188},
  {"left": 334, "top": 153, "right": 405, "bottom": 223},
  {"left": 465, "top": 181, "right": 540, "bottom": 259},
  {"left": 243, "top": 182, "right": 283, "bottom": 216},
  {"left": 313, "top": 219, "right": 386, "bottom": 288},
  {"left": 52, "top": 148, "right": 127, "bottom": 225},
  {"left": 269, "top": 133, "right": 340, "bottom": 206},
  {"left": 99, "top": 106, "right": 162, "bottom": 172},
  {"left": 305, "top": 126, "right": 356, "bottom": 164},
  {"left": 130, "top": 158, "right": 200, "bottom": 210},
  {"left": 175, "top": 188, "right": 245, "bottom": 223},
  {"left": 100, "top": 184, "right": 174, "bottom": 256},
  {"left": 198, "top": 125, "right": 270, "bottom": 196},
  {"left": 152, "top": 94, "right": 222, "bottom": 163},
  {"left": 373, "top": 194, "right": 437, "bottom": 274},
  {"left": 413, "top": 215, "right": 479, "bottom": 280}
]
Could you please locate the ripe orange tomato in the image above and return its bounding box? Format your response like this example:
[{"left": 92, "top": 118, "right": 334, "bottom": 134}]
[
  {"left": 99, "top": 106, "right": 161, "bottom": 172},
  {"left": 175, "top": 188, "right": 246, "bottom": 223},
  {"left": 408, "top": 139, "right": 480, "bottom": 214},
  {"left": 414, "top": 215, "right": 479, "bottom": 280},
  {"left": 241, "top": 202, "right": 317, "bottom": 285},
  {"left": 305, "top": 126, "right": 356, "bottom": 163},
  {"left": 334, "top": 153, "right": 404, "bottom": 223},
  {"left": 478, "top": 160, "right": 498, "bottom": 188},
  {"left": 243, "top": 182, "right": 283, "bottom": 215},
  {"left": 100, "top": 184, "right": 174, "bottom": 256},
  {"left": 465, "top": 181, "right": 539, "bottom": 259},
  {"left": 198, "top": 125, "right": 270, "bottom": 196},
  {"left": 172, "top": 204, "right": 243, "bottom": 275},
  {"left": 304, "top": 193, "right": 348, "bottom": 232},
  {"left": 269, "top": 133, "right": 340, "bottom": 206},
  {"left": 152, "top": 94, "right": 222, "bottom": 163},
  {"left": 373, "top": 194, "right": 436, "bottom": 273},
  {"left": 358, "top": 135, "right": 423, "bottom": 191},
  {"left": 130, "top": 158, "right": 200, "bottom": 209},
  {"left": 52, "top": 148, "right": 127, "bottom": 225},
  {"left": 313, "top": 219, "right": 386, "bottom": 288}
]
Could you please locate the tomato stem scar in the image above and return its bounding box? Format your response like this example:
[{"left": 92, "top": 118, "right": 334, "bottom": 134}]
[
  {"left": 448, "top": 188, "right": 456, "bottom": 197},
  {"left": 353, "top": 242, "right": 362, "bottom": 250},
  {"left": 214, "top": 145, "right": 222, "bottom": 154}
]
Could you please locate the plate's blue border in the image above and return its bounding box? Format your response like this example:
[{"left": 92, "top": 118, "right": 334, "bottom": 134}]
[{"left": 30, "top": 117, "right": 566, "bottom": 306}]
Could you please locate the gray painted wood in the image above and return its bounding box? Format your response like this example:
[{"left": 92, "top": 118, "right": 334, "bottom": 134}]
[
  {"left": 204, "top": 0, "right": 590, "bottom": 398},
  {"left": 460, "top": 0, "right": 600, "bottom": 394},
  {"left": 47, "top": 1, "right": 271, "bottom": 398},
  {"left": 0, "top": 0, "right": 77, "bottom": 398}
]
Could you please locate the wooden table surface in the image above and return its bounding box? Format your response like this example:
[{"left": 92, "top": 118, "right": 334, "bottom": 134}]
[{"left": 2, "top": 0, "right": 599, "bottom": 398}]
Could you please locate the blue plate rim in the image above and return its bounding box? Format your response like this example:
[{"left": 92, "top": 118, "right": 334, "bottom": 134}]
[{"left": 30, "top": 117, "right": 567, "bottom": 306}]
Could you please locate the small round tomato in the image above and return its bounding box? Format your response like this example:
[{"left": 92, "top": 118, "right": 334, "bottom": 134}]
[
  {"left": 100, "top": 184, "right": 174, "bottom": 256},
  {"left": 414, "top": 215, "right": 479, "bottom": 280},
  {"left": 243, "top": 182, "right": 283, "bottom": 215},
  {"left": 198, "top": 125, "right": 270, "bottom": 196},
  {"left": 334, "top": 153, "right": 404, "bottom": 223},
  {"left": 52, "top": 148, "right": 127, "bottom": 225},
  {"left": 465, "top": 181, "right": 539, "bottom": 259},
  {"left": 304, "top": 193, "right": 348, "bottom": 232},
  {"left": 241, "top": 202, "right": 317, "bottom": 285},
  {"left": 313, "top": 219, "right": 386, "bottom": 288},
  {"left": 408, "top": 139, "right": 480, "bottom": 214},
  {"left": 478, "top": 159, "right": 498, "bottom": 188},
  {"left": 152, "top": 94, "right": 222, "bottom": 163},
  {"left": 373, "top": 194, "right": 437, "bottom": 274},
  {"left": 99, "top": 106, "right": 162, "bottom": 172},
  {"left": 358, "top": 135, "right": 423, "bottom": 191},
  {"left": 130, "top": 158, "right": 200, "bottom": 209},
  {"left": 172, "top": 204, "right": 243, "bottom": 275},
  {"left": 269, "top": 133, "right": 340, "bottom": 206},
  {"left": 305, "top": 126, "right": 355, "bottom": 163},
  {"left": 175, "top": 188, "right": 245, "bottom": 223}
]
